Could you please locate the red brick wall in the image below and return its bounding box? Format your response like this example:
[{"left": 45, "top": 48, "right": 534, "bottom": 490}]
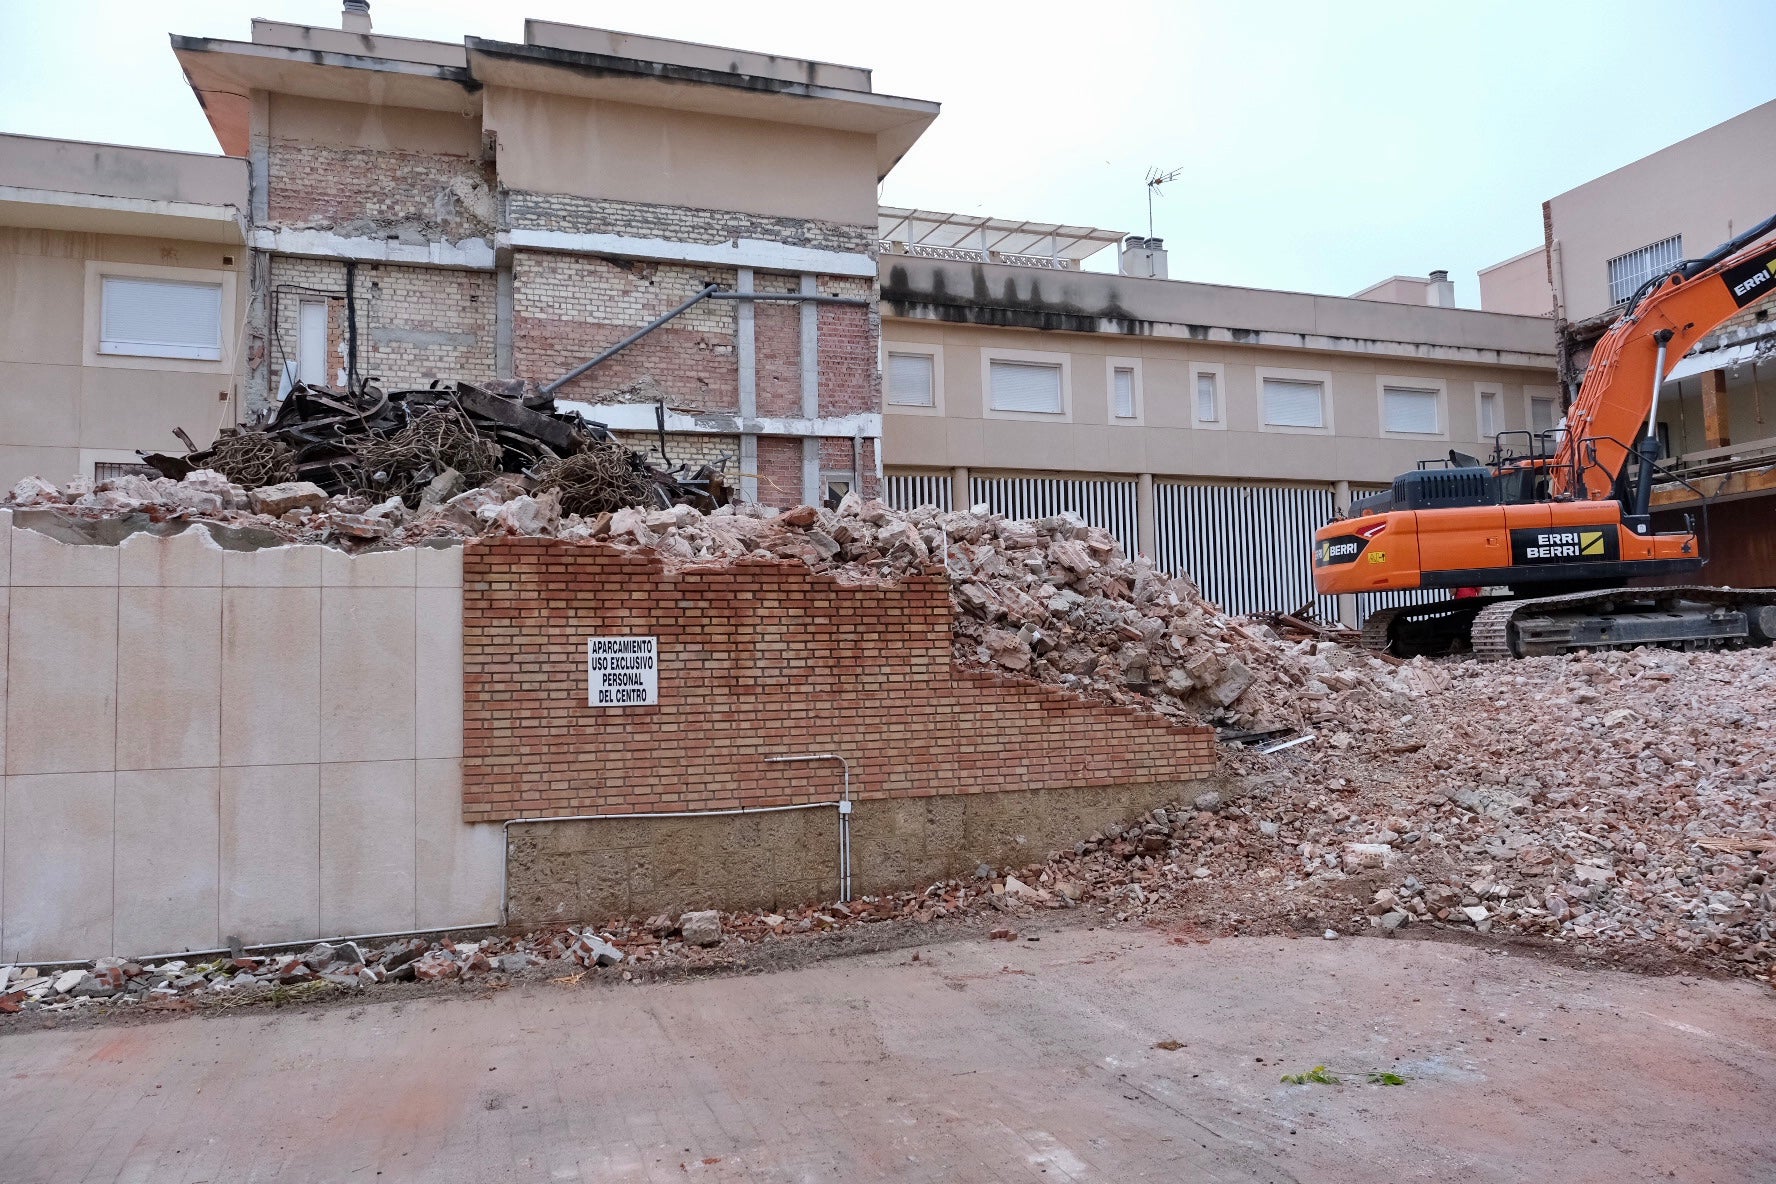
[
  {"left": 461, "top": 539, "right": 1216, "bottom": 822},
  {"left": 754, "top": 272, "right": 802, "bottom": 417},
  {"left": 816, "top": 277, "right": 880, "bottom": 417},
  {"left": 756, "top": 437, "right": 804, "bottom": 507}
]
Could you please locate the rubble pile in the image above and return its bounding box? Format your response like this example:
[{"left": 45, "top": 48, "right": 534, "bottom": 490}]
[
  {"left": 144, "top": 380, "right": 730, "bottom": 516},
  {"left": 5, "top": 472, "right": 1407, "bottom": 726}
]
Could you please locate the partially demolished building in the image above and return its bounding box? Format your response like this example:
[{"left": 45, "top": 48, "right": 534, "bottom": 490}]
[{"left": 169, "top": 13, "right": 936, "bottom": 508}]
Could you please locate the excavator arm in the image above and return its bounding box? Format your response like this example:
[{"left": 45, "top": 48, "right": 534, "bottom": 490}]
[{"left": 1556, "top": 213, "right": 1776, "bottom": 501}]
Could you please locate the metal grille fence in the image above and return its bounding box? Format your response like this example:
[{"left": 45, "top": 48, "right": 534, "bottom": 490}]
[
  {"left": 969, "top": 473, "right": 1139, "bottom": 557},
  {"left": 883, "top": 471, "right": 953, "bottom": 512},
  {"left": 1153, "top": 480, "right": 1333, "bottom": 617}
]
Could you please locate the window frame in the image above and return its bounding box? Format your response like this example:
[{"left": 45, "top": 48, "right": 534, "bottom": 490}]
[
  {"left": 883, "top": 342, "right": 943, "bottom": 416},
  {"left": 1525, "top": 386, "right": 1561, "bottom": 436},
  {"left": 1106, "top": 356, "right": 1143, "bottom": 425},
  {"left": 1606, "top": 235, "right": 1682, "bottom": 307},
  {"left": 1191, "top": 362, "right": 1227, "bottom": 430},
  {"left": 1475, "top": 381, "right": 1504, "bottom": 443},
  {"left": 1255, "top": 365, "right": 1334, "bottom": 434},
  {"left": 83, "top": 260, "right": 236, "bottom": 374},
  {"left": 1375, "top": 375, "right": 1448, "bottom": 440},
  {"left": 981, "top": 346, "right": 1072, "bottom": 422}
]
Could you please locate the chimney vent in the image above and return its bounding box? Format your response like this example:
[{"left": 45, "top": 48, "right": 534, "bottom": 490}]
[
  {"left": 342, "top": 0, "right": 371, "bottom": 33},
  {"left": 1427, "top": 269, "right": 1456, "bottom": 308},
  {"left": 1120, "top": 235, "right": 1169, "bottom": 280},
  {"left": 1429, "top": 269, "right": 1449, "bottom": 282}
]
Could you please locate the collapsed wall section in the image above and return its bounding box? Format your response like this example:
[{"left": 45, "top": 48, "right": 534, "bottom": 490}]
[{"left": 462, "top": 537, "right": 1216, "bottom": 919}]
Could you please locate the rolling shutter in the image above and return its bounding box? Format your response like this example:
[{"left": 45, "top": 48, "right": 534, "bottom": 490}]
[
  {"left": 1261, "top": 378, "right": 1324, "bottom": 428},
  {"left": 100, "top": 276, "right": 222, "bottom": 360},
  {"left": 1113, "top": 367, "right": 1136, "bottom": 418},
  {"left": 1383, "top": 386, "right": 1439, "bottom": 434},
  {"left": 989, "top": 360, "right": 1063, "bottom": 413},
  {"left": 887, "top": 352, "right": 935, "bottom": 407}
]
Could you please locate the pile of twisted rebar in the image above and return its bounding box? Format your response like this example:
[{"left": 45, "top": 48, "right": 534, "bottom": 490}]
[{"left": 143, "top": 379, "right": 732, "bottom": 513}]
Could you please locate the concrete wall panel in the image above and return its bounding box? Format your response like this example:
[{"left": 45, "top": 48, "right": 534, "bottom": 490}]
[
  {"left": 220, "top": 763, "right": 320, "bottom": 944},
  {"left": 320, "top": 760, "right": 417, "bottom": 937},
  {"left": 2, "top": 771, "right": 114, "bottom": 961},
  {"left": 8, "top": 584, "right": 117, "bottom": 775},
  {"left": 115, "top": 768, "right": 220, "bottom": 955},
  {"left": 117, "top": 586, "right": 222, "bottom": 771},
  {"left": 221, "top": 586, "right": 321, "bottom": 767}
]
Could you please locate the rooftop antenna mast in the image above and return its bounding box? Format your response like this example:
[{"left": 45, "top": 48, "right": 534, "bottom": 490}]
[{"left": 1144, "top": 166, "right": 1182, "bottom": 240}]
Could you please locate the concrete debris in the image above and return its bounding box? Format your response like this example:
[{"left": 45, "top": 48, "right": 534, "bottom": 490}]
[{"left": 679, "top": 910, "right": 723, "bottom": 948}]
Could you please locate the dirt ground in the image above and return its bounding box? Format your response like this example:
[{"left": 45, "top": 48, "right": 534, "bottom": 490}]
[{"left": 4, "top": 922, "right": 1773, "bottom": 1184}]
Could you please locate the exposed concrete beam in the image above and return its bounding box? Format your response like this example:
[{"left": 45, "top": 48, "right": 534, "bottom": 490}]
[
  {"left": 555, "top": 403, "right": 880, "bottom": 440},
  {"left": 251, "top": 227, "right": 495, "bottom": 269},
  {"left": 501, "top": 229, "right": 874, "bottom": 278}
]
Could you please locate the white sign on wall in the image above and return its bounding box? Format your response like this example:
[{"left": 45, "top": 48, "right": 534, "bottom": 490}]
[{"left": 587, "top": 636, "right": 658, "bottom": 707}]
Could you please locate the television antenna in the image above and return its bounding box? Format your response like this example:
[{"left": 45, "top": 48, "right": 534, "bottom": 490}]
[{"left": 1144, "top": 166, "right": 1182, "bottom": 241}]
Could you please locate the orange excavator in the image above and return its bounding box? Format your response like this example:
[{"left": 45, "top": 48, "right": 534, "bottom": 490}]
[{"left": 1313, "top": 213, "right": 1776, "bottom": 659}]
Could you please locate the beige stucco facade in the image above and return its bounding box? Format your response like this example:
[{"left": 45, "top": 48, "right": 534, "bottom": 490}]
[
  {"left": 882, "top": 258, "right": 1557, "bottom": 488},
  {"left": 0, "top": 135, "right": 247, "bottom": 486},
  {"left": 1546, "top": 98, "right": 1776, "bottom": 325},
  {"left": 1477, "top": 246, "right": 1551, "bottom": 317}
]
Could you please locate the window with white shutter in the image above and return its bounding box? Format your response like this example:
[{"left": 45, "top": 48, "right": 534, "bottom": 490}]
[
  {"left": 887, "top": 352, "right": 935, "bottom": 407},
  {"left": 1261, "top": 378, "right": 1324, "bottom": 428},
  {"left": 1382, "top": 386, "right": 1440, "bottom": 434},
  {"left": 1530, "top": 396, "right": 1559, "bottom": 434},
  {"left": 989, "top": 360, "right": 1063, "bottom": 414},
  {"left": 1196, "top": 372, "right": 1219, "bottom": 422},
  {"left": 1112, "top": 367, "right": 1136, "bottom": 418},
  {"left": 100, "top": 276, "right": 223, "bottom": 360},
  {"left": 1479, "top": 390, "right": 1499, "bottom": 438}
]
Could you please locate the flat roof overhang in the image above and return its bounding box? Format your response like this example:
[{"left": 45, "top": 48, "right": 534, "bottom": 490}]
[
  {"left": 170, "top": 34, "right": 484, "bottom": 156},
  {"left": 463, "top": 39, "right": 938, "bottom": 180},
  {"left": 0, "top": 186, "right": 245, "bottom": 244}
]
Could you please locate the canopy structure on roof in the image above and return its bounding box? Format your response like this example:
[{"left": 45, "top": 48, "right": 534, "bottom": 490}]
[{"left": 878, "top": 207, "right": 1124, "bottom": 270}]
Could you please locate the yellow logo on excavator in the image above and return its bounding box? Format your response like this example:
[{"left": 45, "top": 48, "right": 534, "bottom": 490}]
[{"left": 1580, "top": 531, "right": 1605, "bottom": 556}]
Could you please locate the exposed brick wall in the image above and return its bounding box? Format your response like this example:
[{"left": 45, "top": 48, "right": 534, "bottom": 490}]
[
  {"left": 508, "top": 192, "right": 875, "bottom": 255},
  {"left": 816, "top": 276, "right": 881, "bottom": 417},
  {"left": 815, "top": 436, "right": 879, "bottom": 500},
  {"left": 755, "top": 436, "right": 804, "bottom": 507},
  {"left": 265, "top": 256, "right": 495, "bottom": 394},
  {"left": 512, "top": 251, "right": 738, "bottom": 408},
  {"left": 460, "top": 540, "right": 1215, "bottom": 823},
  {"left": 266, "top": 141, "right": 495, "bottom": 241},
  {"left": 610, "top": 430, "right": 739, "bottom": 471},
  {"left": 754, "top": 271, "right": 803, "bottom": 417}
]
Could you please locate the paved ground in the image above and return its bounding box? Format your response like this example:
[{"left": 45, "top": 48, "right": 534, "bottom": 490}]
[{"left": 3, "top": 925, "right": 1774, "bottom": 1183}]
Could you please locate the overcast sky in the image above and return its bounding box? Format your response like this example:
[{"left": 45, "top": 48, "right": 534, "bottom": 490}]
[{"left": 4, "top": 0, "right": 1773, "bottom": 305}]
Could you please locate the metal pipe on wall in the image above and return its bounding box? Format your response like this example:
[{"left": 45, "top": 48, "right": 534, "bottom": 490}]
[{"left": 763, "top": 753, "right": 852, "bottom": 903}]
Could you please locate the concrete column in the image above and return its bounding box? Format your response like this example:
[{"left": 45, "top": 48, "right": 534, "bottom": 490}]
[
  {"left": 802, "top": 437, "right": 822, "bottom": 508},
  {"left": 245, "top": 90, "right": 272, "bottom": 416},
  {"left": 951, "top": 466, "right": 970, "bottom": 512},
  {"left": 1136, "top": 473, "right": 1156, "bottom": 562},
  {"left": 736, "top": 267, "right": 758, "bottom": 502},
  {"left": 1332, "top": 479, "right": 1356, "bottom": 629},
  {"left": 800, "top": 274, "right": 820, "bottom": 505},
  {"left": 493, "top": 255, "right": 515, "bottom": 379},
  {"left": 1701, "top": 368, "right": 1731, "bottom": 450}
]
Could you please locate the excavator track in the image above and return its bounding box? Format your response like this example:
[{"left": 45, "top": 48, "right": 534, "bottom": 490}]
[
  {"left": 1360, "top": 597, "right": 1507, "bottom": 658},
  {"left": 1469, "top": 586, "right": 1776, "bottom": 661}
]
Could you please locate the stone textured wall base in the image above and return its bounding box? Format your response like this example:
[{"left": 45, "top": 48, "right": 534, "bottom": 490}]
[{"left": 504, "top": 779, "right": 1212, "bottom": 926}]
